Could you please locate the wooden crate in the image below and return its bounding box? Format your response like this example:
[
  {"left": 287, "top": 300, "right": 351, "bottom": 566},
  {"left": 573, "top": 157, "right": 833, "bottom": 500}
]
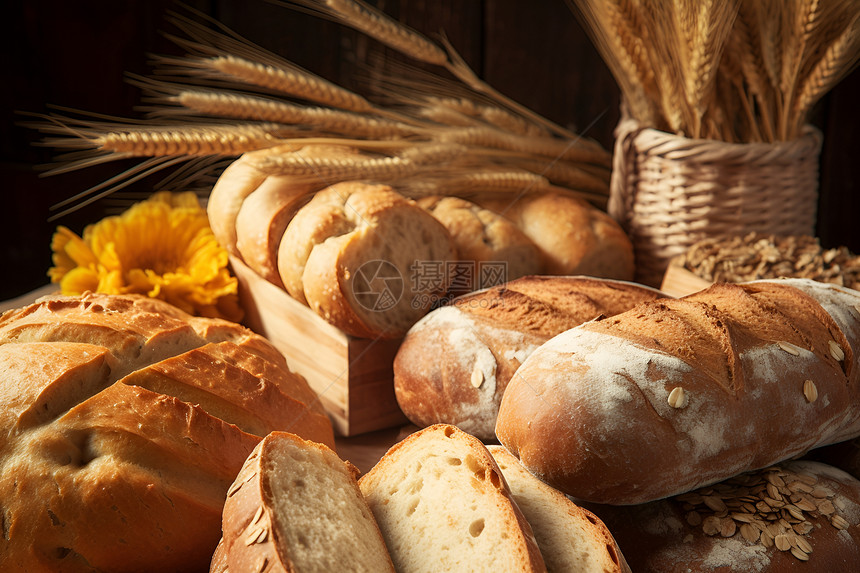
[
  {"left": 230, "top": 257, "right": 408, "bottom": 436},
  {"left": 660, "top": 257, "right": 714, "bottom": 298}
]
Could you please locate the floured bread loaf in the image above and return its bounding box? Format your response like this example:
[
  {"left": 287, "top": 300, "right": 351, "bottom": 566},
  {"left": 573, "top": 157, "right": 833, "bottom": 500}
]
[
  {"left": 589, "top": 461, "right": 860, "bottom": 572},
  {"left": 416, "top": 195, "right": 542, "bottom": 296},
  {"left": 394, "top": 276, "right": 664, "bottom": 439},
  {"left": 0, "top": 292, "right": 334, "bottom": 573},
  {"left": 279, "top": 182, "right": 457, "bottom": 339},
  {"left": 497, "top": 279, "right": 860, "bottom": 505},
  {"left": 358, "top": 424, "right": 547, "bottom": 573},
  {"left": 487, "top": 445, "right": 631, "bottom": 573},
  {"left": 212, "top": 431, "right": 394, "bottom": 573},
  {"left": 473, "top": 192, "right": 634, "bottom": 280}
]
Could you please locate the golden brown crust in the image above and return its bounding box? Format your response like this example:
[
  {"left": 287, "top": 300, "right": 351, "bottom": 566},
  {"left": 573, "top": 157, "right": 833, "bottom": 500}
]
[
  {"left": 473, "top": 192, "right": 635, "bottom": 280},
  {"left": 286, "top": 182, "right": 457, "bottom": 339},
  {"left": 234, "top": 175, "right": 317, "bottom": 287},
  {"left": 417, "top": 195, "right": 542, "bottom": 294},
  {"left": 496, "top": 279, "right": 860, "bottom": 505},
  {"left": 217, "top": 432, "right": 394, "bottom": 573},
  {"left": 0, "top": 292, "right": 333, "bottom": 572},
  {"left": 393, "top": 276, "right": 664, "bottom": 439}
]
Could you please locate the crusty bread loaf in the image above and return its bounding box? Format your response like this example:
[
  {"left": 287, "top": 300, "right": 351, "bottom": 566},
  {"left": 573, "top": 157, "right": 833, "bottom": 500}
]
[
  {"left": 487, "top": 445, "right": 631, "bottom": 573},
  {"left": 0, "top": 292, "right": 334, "bottom": 573},
  {"left": 416, "top": 195, "right": 542, "bottom": 295},
  {"left": 587, "top": 460, "right": 860, "bottom": 572},
  {"left": 358, "top": 424, "right": 547, "bottom": 573},
  {"left": 473, "top": 192, "right": 634, "bottom": 280},
  {"left": 279, "top": 182, "right": 457, "bottom": 339},
  {"left": 496, "top": 279, "right": 860, "bottom": 505},
  {"left": 213, "top": 431, "right": 394, "bottom": 573},
  {"left": 393, "top": 276, "right": 664, "bottom": 439}
]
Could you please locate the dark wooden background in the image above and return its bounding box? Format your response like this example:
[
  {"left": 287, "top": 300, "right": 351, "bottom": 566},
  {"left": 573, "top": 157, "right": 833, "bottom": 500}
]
[{"left": 2, "top": 0, "right": 858, "bottom": 301}]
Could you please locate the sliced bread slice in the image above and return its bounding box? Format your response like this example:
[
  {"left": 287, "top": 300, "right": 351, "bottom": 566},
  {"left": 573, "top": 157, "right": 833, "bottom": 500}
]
[
  {"left": 215, "top": 431, "right": 394, "bottom": 573},
  {"left": 488, "top": 445, "right": 631, "bottom": 573},
  {"left": 358, "top": 424, "right": 546, "bottom": 573}
]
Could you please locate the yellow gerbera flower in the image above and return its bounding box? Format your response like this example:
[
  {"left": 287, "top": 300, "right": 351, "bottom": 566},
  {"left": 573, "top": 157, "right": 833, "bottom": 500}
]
[{"left": 50, "top": 191, "right": 243, "bottom": 322}]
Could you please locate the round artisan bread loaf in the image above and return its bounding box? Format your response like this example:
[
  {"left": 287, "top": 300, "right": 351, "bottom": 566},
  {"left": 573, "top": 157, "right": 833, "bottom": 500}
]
[
  {"left": 473, "top": 191, "right": 635, "bottom": 280},
  {"left": 212, "top": 431, "right": 394, "bottom": 573},
  {"left": 496, "top": 279, "right": 860, "bottom": 505},
  {"left": 0, "top": 292, "right": 334, "bottom": 573},
  {"left": 279, "top": 181, "right": 457, "bottom": 339},
  {"left": 415, "top": 195, "right": 542, "bottom": 296},
  {"left": 586, "top": 460, "right": 860, "bottom": 572},
  {"left": 393, "top": 276, "right": 664, "bottom": 440}
]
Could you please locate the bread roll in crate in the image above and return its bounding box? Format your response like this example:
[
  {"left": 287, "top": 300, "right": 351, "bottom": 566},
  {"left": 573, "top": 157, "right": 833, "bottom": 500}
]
[{"left": 211, "top": 143, "right": 635, "bottom": 436}]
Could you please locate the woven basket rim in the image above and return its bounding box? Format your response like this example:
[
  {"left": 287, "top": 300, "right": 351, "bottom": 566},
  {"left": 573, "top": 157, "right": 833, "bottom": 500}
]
[{"left": 609, "top": 114, "right": 823, "bottom": 287}]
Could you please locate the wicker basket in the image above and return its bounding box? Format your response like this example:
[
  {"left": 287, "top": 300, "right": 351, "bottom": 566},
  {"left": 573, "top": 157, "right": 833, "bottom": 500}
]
[{"left": 608, "top": 114, "right": 823, "bottom": 287}]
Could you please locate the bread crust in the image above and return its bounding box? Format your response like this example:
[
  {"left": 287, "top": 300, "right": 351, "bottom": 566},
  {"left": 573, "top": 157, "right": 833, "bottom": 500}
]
[
  {"left": 393, "top": 276, "right": 664, "bottom": 439},
  {"left": 487, "top": 445, "right": 631, "bottom": 573},
  {"left": 283, "top": 182, "right": 457, "bottom": 339},
  {"left": 416, "top": 195, "right": 542, "bottom": 295},
  {"left": 587, "top": 460, "right": 860, "bottom": 572},
  {"left": 0, "top": 292, "right": 333, "bottom": 572},
  {"left": 473, "top": 192, "right": 635, "bottom": 280},
  {"left": 496, "top": 279, "right": 860, "bottom": 505},
  {"left": 216, "top": 431, "right": 394, "bottom": 573}
]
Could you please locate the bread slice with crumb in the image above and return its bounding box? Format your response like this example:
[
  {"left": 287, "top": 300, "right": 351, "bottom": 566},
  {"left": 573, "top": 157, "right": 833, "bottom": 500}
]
[
  {"left": 214, "top": 431, "right": 394, "bottom": 573},
  {"left": 487, "top": 445, "right": 631, "bottom": 573},
  {"left": 358, "top": 424, "right": 547, "bottom": 573}
]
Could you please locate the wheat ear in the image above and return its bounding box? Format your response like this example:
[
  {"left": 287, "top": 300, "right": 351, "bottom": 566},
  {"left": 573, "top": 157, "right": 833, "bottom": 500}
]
[{"left": 793, "top": 12, "right": 860, "bottom": 135}]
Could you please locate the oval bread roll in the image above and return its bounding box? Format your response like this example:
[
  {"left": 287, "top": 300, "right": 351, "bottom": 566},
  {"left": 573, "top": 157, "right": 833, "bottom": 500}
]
[
  {"left": 473, "top": 192, "right": 634, "bottom": 280},
  {"left": 416, "top": 195, "right": 542, "bottom": 295},
  {"left": 279, "top": 182, "right": 457, "bottom": 339}
]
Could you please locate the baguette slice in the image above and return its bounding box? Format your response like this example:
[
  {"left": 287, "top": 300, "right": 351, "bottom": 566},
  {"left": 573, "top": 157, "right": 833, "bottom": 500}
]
[
  {"left": 487, "top": 445, "right": 631, "bottom": 573},
  {"left": 214, "top": 431, "right": 395, "bottom": 573},
  {"left": 358, "top": 424, "right": 547, "bottom": 573}
]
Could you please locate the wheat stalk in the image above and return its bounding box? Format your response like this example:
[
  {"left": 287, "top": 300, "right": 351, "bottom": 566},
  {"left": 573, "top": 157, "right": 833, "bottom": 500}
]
[
  {"left": 793, "top": 12, "right": 860, "bottom": 135},
  {"left": 35, "top": 2, "right": 616, "bottom": 216},
  {"left": 572, "top": 0, "right": 860, "bottom": 143}
]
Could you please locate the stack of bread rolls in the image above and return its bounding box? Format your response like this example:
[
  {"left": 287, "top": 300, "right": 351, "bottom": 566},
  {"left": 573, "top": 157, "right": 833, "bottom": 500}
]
[{"left": 207, "top": 144, "right": 635, "bottom": 339}]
